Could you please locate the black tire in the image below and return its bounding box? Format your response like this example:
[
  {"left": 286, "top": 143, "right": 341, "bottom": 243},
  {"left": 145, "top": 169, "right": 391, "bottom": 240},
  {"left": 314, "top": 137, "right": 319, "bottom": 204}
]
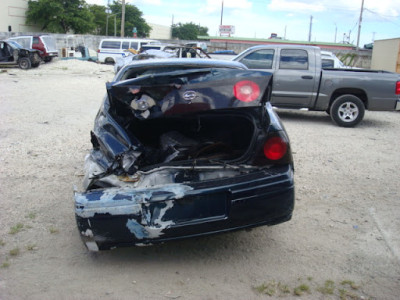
[
  {"left": 44, "top": 57, "right": 53, "bottom": 63},
  {"left": 105, "top": 57, "right": 115, "bottom": 65},
  {"left": 18, "top": 57, "right": 31, "bottom": 70},
  {"left": 330, "top": 94, "right": 365, "bottom": 127},
  {"left": 32, "top": 62, "right": 40, "bottom": 68}
]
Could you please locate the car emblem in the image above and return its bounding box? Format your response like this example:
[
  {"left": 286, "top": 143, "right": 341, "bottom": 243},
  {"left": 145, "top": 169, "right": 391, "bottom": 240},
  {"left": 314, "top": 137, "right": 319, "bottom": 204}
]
[{"left": 183, "top": 91, "right": 197, "bottom": 101}]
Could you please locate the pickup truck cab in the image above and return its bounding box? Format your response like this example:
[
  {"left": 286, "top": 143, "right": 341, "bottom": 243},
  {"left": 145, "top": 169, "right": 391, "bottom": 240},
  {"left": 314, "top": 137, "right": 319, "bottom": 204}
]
[
  {"left": 0, "top": 40, "right": 41, "bottom": 69},
  {"left": 234, "top": 45, "right": 400, "bottom": 127}
]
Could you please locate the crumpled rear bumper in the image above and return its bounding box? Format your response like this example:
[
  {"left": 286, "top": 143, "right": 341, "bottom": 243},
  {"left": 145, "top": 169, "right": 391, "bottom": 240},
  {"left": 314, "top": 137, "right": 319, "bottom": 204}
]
[{"left": 74, "top": 165, "right": 294, "bottom": 251}]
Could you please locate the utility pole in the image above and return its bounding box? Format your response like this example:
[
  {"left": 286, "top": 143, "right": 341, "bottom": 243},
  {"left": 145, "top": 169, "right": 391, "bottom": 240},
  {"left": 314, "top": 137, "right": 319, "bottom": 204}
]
[
  {"left": 114, "top": 15, "right": 116, "bottom": 37},
  {"left": 121, "top": 0, "right": 126, "bottom": 37},
  {"left": 334, "top": 23, "right": 337, "bottom": 43},
  {"left": 219, "top": 1, "right": 224, "bottom": 37},
  {"left": 308, "top": 16, "right": 313, "bottom": 42},
  {"left": 356, "top": 0, "right": 364, "bottom": 49},
  {"left": 220, "top": 1, "right": 224, "bottom": 26}
]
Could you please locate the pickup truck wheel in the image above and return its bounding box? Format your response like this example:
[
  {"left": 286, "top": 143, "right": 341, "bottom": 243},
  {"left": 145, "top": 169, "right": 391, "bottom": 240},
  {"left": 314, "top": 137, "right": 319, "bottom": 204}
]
[
  {"left": 330, "top": 95, "right": 365, "bottom": 127},
  {"left": 18, "top": 58, "right": 31, "bottom": 70}
]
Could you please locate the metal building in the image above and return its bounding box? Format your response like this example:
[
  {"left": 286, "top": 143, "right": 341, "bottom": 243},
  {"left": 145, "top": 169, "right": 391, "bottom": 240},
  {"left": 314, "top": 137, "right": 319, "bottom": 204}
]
[{"left": 371, "top": 38, "right": 400, "bottom": 73}]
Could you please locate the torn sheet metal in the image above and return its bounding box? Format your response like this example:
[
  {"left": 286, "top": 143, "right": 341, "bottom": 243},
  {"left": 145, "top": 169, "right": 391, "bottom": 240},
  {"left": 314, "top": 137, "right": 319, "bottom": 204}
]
[
  {"left": 107, "top": 68, "right": 271, "bottom": 119},
  {"left": 75, "top": 184, "right": 193, "bottom": 218}
]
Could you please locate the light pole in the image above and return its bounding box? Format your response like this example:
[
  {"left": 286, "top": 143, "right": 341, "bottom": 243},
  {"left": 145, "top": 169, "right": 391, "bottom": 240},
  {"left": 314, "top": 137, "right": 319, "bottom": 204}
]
[
  {"left": 334, "top": 23, "right": 337, "bottom": 43},
  {"left": 121, "top": 0, "right": 126, "bottom": 37},
  {"left": 106, "top": 14, "right": 117, "bottom": 36}
]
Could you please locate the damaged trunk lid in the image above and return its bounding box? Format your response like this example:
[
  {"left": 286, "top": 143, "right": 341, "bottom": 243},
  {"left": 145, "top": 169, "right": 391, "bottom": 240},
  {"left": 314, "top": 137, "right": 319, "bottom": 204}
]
[{"left": 107, "top": 68, "right": 272, "bottom": 119}]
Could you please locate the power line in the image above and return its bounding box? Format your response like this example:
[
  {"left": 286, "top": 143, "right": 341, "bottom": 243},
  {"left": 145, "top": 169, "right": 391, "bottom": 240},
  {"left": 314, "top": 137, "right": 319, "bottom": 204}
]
[{"left": 363, "top": 8, "right": 400, "bottom": 27}]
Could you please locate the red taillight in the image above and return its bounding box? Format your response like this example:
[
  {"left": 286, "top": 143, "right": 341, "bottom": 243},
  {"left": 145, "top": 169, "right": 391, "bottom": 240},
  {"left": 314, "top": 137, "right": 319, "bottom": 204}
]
[
  {"left": 396, "top": 81, "right": 400, "bottom": 95},
  {"left": 97, "top": 49, "right": 100, "bottom": 53},
  {"left": 233, "top": 80, "right": 260, "bottom": 102},
  {"left": 263, "top": 137, "right": 287, "bottom": 160}
]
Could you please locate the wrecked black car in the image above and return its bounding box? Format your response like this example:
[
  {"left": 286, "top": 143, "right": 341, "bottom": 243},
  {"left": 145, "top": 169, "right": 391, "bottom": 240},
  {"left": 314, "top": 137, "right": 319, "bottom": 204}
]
[
  {"left": 75, "top": 59, "right": 294, "bottom": 251},
  {"left": 0, "top": 40, "right": 41, "bottom": 69}
]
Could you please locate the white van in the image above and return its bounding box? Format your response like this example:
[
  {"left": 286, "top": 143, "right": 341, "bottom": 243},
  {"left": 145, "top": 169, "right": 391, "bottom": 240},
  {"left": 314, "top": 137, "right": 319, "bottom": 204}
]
[{"left": 97, "top": 38, "right": 159, "bottom": 63}]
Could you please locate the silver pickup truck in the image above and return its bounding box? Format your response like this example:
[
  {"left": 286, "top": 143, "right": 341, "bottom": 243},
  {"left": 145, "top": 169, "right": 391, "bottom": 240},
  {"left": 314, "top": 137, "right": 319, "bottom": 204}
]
[{"left": 233, "top": 45, "right": 400, "bottom": 127}]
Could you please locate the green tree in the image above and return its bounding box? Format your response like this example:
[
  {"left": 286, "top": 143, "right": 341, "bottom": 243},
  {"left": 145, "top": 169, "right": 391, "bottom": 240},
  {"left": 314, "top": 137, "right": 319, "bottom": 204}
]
[
  {"left": 26, "top": 0, "right": 95, "bottom": 34},
  {"left": 108, "top": 1, "right": 151, "bottom": 37},
  {"left": 88, "top": 4, "right": 108, "bottom": 35},
  {"left": 172, "top": 22, "right": 209, "bottom": 40}
]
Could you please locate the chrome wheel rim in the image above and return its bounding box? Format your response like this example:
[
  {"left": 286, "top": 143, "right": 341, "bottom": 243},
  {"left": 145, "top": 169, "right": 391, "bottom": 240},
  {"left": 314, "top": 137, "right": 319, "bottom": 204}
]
[{"left": 338, "top": 102, "right": 359, "bottom": 122}]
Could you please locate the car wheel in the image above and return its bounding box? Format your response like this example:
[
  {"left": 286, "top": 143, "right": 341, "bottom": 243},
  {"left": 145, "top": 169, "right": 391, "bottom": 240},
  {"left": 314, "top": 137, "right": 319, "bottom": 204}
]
[
  {"left": 18, "top": 57, "right": 31, "bottom": 70},
  {"left": 32, "top": 62, "right": 40, "bottom": 68},
  {"left": 330, "top": 94, "right": 365, "bottom": 127},
  {"left": 44, "top": 57, "right": 53, "bottom": 63},
  {"left": 105, "top": 57, "right": 115, "bottom": 65}
]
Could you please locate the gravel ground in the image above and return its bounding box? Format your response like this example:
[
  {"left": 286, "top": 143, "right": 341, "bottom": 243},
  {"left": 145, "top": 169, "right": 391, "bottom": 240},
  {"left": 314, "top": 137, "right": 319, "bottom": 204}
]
[{"left": 0, "top": 60, "right": 399, "bottom": 300}]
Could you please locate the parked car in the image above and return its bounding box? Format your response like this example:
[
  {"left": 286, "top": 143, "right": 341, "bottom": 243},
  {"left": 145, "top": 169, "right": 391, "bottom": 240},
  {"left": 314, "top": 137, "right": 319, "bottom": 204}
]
[
  {"left": 97, "top": 38, "right": 159, "bottom": 64},
  {"left": 114, "top": 46, "right": 210, "bottom": 73},
  {"left": 234, "top": 45, "right": 400, "bottom": 127},
  {"left": 8, "top": 35, "right": 58, "bottom": 62},
  {"left": 0, "top": 40, "right": 41, "bottom": 69},
  {"left": 74, "top": 59, "right": 295, "bottom": 251},
  {"left": 184, "top": 42, "right": 208, "bottom": 52},
  {"left": 114, "top": 49, "right": 176, "bottom": 74},
  {"left": 140, "top": 44, "right": 210, "bottom": 58}
]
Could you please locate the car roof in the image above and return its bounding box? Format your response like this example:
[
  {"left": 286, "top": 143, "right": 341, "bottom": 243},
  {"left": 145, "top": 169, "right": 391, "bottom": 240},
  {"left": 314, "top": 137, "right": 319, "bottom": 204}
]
[
  {"left": 244, "top": 44, "right": 321, "bottom": 51},
  {"left": 9, "top": 35, "right": 50, "bottom": 38}
]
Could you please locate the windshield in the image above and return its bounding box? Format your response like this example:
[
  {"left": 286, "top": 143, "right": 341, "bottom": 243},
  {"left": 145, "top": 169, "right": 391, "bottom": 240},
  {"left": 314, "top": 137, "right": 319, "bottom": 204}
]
[{"left": 7, "top": 41, "right": 23, "bottom": 49}]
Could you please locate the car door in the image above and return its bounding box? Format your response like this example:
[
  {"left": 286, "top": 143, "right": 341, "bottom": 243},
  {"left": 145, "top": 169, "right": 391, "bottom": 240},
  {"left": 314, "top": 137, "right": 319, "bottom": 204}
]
[
  {"left": 271, "top": 48, "right": 318, "bottom": 107},
  {"left": 0, "top": 42, "right": 8, "bottom": 62}
]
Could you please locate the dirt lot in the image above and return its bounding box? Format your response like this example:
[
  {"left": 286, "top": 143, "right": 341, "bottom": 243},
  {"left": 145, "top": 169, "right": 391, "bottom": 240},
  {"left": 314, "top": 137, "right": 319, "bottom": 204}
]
[{"left": 0, "top": 60, "right": 399, "bottom": 300}]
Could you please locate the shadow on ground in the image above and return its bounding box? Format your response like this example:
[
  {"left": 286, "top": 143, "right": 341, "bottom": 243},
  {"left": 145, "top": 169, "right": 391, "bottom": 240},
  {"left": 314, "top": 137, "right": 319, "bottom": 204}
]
[{"left": 275, "top": 109, "right": 391, "bottom": 128}]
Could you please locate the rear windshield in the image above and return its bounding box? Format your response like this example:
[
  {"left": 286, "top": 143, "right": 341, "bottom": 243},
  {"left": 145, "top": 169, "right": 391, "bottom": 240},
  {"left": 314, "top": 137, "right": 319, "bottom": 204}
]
[
  {"left": 42, "top": 36, "right": 56, "bottom": 51},
  {"left": 7, "top": 41, "right": 23, "bottom": 49},
  {"left": 101, "top": 41, "right": 121, "bottom": 49}
]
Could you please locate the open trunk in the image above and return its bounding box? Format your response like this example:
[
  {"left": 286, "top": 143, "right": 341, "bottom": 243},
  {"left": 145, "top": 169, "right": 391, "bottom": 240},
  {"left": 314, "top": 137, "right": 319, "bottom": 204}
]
[
  {"left": 126, "top": 110, "right": 257, "bottom": 168},
  {"left": 87, "top": 67, "right": 274, "bottom": 184}
]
